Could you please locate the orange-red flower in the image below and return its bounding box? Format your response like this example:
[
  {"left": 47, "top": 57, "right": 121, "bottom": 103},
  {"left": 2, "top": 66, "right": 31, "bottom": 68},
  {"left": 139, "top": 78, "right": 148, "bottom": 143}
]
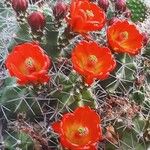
[
  {"left": 71, "top": 41, "right": 116, "bottom": 85},
  {"left": 107, "top": 20, "right": 144, "bottom": 55},
  {"left": 68, "top": 0, "right": 106, "bottom": 33},
  {"left": 52, "top": 106, "right": 102, "bottom": 150},
  {"left": 5, "top": 42, "right": 51, "bottom": 85}
]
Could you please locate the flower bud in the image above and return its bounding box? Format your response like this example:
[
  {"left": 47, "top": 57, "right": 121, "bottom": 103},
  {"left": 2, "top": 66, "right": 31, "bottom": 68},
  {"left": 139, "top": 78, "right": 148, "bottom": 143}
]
[
  {"left": 115, "top": 0, "right": 126, "bottom": 12},
  {"left": 12, "top": 0, "right": 28, "bottom": 13},
  {"left": 124, "top": 9, "right": 131, "bottom": 18},
  {"left": 53, "top": 0, "right": 68, "bottom": 20},
  {"left": 98, "top": 0, "right": 109, "bottom": 12},
  {"left": 27, "top": 11, "right": 46, "bottom": 32},
  {"left": 107, "top": 17, "right": 119, "bottom": 26},
  {"left": 142, "top": 33, "right": 149, "bottom": 46}
]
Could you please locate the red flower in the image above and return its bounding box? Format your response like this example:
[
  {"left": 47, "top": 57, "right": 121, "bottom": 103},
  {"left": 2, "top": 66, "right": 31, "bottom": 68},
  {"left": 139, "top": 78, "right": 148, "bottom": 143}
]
[
  {"left": 52, "top": 106, "right": 102, "bottom": 150},
  {"left": 5, "top": 42, "right": 51, "bottom": 85},
  {"left": 68, "top": 0, "right": 106, "bottom": 33},
  {"left": 71, "top": 41, "right": 116, "bottom": 85},
  {"left": 107, "top": 20, "right": 144, "bottom": 55}
]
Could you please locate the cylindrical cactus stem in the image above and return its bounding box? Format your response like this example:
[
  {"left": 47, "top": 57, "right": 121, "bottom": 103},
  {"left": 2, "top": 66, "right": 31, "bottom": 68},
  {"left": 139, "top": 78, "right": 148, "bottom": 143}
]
[{"left": 126, "top": 0, "right": 148, "bottom": 22}]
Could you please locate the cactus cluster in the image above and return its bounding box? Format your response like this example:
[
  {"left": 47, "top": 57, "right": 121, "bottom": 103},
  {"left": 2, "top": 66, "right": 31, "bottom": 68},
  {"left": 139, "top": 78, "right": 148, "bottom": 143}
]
[{"left": 0, "top": 0, "right": 150, "bottom": 149}]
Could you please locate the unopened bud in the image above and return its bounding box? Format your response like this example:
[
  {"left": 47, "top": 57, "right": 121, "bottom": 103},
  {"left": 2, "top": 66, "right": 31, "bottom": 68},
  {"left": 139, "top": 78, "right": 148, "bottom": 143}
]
[
  {"left": 53, "top": 0, "right": 68, "bottom": 20},
  {"left": 142, "top": 33, "right": 149, "bottom": 46},
  {"left": 108, "top": 17, "right": 119, "bottom": 26},
  {"left": 12, "top": 0, "right": 28, "bottom": 13},
  {"left": 98, "top": 0, "right": 109, "bottom": 12},
  {"left": 27, "top": 11, "right": 46, "bottom": 32},
  {"left": 115, "top": 0, "right": 126, "bottom": 12},
  {"left": 124, "top": 9, "right": 131, "bottom": 18}
]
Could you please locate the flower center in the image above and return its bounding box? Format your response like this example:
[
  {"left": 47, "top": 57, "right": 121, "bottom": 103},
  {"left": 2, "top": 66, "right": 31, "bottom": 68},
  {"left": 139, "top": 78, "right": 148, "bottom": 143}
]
[
  {"left": 118, "top": 31, "right": 129, "bottom": 42},
  {"left": 86, "top": 10, "right": 94, "bottom": 17},
  {"left": 25, "top": 57, "right": 34, "bottom": 67},
  {"left": 88, "top": 55, "right": 98, "bottom": 64},
  {"left": 65, "top": 125, "right": 90, "bottom": 145},
  {"left": 78, "top": 127, "right": 86, "bottom": 135},
  {"left": 77, "top": 127, "right": 88, "bottom": 136},
  {"left": 25, "top": 57, "right": 36, "bottom": 73}
]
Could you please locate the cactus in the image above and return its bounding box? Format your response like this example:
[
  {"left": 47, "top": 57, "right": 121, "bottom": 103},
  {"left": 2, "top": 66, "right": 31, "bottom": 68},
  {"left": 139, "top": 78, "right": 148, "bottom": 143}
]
[
  {"left": 0, "top": 0, "right": 150, "bottom": 149},
  {"left": 126, "top": 0, "right": 148, "bottom": 22}
]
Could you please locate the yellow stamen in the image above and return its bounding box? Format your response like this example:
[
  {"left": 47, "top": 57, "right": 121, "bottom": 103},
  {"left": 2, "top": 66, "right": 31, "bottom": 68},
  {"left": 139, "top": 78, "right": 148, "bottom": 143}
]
[
  {"left": 86, "top": 10, "right": 94, "bottom": 17},
  {"left": 25, "top": 57, "right": 34, "bottom": 67},
  {"left": 119, "top": 31, "right": 129, "bottom": 42},
  {"left": 88, "top": 55, "right": 98, "bottom": 63},
  {"left": 78, "top": 127, "right": 87, "bottom": 136}
]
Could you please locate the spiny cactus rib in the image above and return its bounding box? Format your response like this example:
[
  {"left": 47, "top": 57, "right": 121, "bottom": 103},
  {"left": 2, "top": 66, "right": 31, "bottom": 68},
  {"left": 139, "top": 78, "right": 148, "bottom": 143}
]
[{"left": 127, "top": 0, "right": 148, "bottom": 22}]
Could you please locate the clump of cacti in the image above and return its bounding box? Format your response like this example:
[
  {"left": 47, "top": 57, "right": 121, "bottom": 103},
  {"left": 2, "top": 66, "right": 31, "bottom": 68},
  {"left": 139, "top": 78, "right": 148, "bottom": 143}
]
[{"left": 0, "top": 0, "right": 150, "bottom": 149}]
